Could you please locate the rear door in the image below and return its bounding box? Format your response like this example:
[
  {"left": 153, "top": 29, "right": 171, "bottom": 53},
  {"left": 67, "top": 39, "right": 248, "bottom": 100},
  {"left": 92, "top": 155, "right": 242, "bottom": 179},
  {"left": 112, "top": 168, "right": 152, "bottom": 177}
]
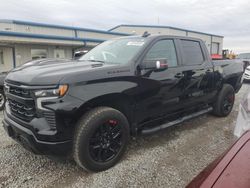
[{"left": 177, "top": 39, "right": 215, "bottom": 107}]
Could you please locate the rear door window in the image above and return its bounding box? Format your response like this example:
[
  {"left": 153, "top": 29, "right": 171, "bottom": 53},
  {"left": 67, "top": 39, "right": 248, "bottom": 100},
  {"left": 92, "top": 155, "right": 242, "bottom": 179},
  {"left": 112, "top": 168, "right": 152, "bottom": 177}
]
[{"left": 181, "top": 40, "right": 204, "bottom": 65}]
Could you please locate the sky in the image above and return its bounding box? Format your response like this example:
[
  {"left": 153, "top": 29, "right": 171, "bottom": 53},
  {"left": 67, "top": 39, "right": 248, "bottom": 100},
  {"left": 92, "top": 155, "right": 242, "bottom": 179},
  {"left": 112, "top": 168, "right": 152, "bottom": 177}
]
[{"left": 0, "top": 0, "right": 249, "bottom": 53}]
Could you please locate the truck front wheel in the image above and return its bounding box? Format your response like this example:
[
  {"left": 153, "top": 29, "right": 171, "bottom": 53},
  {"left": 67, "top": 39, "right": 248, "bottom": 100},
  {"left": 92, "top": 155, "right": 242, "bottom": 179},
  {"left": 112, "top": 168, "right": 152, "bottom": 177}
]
[
  {"left": 73, "top": 107, "right": 129, "bottom": 172},
  {"left": 212, "top": 84, "right": 235, "bottom": 117}
]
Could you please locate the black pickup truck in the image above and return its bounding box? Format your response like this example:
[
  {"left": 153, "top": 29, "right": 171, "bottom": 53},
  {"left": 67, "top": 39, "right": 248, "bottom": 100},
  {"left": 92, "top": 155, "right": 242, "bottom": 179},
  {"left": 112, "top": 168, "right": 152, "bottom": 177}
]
[{"left": 2, "top": 35, "right": 244, "bottom": 172}]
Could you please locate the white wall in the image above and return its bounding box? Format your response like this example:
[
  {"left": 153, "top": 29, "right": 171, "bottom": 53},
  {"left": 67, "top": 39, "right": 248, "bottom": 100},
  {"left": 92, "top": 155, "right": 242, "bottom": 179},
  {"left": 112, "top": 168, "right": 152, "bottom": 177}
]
[
  {"left": 0, "top": 22, "right": 14, "bottom": 32},
  {"left": 111, "top": 26, "right": 171, "bottom": 35},
  {"left": 0, "top": 44, "right": 75, "bottom": 71},
  {"left": 14, "top": 44, "right": 73, "bottom": 66},
  {"left": 77, "top": 31, "right": 123, "bottom": 40},
  {"left": 0, "top": 35, "right": 85, "bottom": 46},
  {"left": 0, "top": 47, "right": 13, "bottom": 72},
  {"left": 0, "top": 22, "right": 126, "bottom": 42},
  {"left": 14, "top": 25, "right": 75, "bottom": 37},
  {"left": 169, "top": 29, "right": 186, "bottom": 36},
  {"left": 186, "top": 32, "right": 212, "bottom": 53}
]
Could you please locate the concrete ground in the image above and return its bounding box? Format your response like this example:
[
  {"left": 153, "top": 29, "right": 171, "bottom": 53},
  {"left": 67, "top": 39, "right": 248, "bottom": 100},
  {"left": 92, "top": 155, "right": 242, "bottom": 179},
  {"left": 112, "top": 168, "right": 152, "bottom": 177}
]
[{"left": 0, "top": 84, "right": 249, "bottom": 188}]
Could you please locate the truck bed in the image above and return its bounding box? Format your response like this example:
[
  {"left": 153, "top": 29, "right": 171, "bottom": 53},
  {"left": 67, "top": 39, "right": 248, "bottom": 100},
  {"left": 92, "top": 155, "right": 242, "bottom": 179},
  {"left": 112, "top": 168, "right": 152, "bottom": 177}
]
[{"left": 213, "top": 59, "right": 244, "bottom": 77}]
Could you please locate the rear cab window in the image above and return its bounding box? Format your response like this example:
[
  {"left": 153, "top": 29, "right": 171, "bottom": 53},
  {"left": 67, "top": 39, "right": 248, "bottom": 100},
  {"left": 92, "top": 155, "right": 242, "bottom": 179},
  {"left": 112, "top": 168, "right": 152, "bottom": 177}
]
[{"left": 180, "top": 40, "right": 204, "bottom": 66}]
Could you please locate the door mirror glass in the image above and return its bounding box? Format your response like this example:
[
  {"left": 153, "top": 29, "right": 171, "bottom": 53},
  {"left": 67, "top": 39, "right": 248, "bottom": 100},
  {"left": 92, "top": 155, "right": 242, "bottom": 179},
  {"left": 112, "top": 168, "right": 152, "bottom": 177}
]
[{"left": 143, "top": 58, "right": 168, "bottom": 70}]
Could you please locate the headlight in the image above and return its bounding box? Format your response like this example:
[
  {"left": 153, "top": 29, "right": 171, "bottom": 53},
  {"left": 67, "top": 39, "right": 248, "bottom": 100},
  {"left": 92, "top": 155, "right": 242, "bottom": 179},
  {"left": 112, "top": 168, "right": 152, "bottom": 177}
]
[{"left": 34, "top": 84, "right": 68, "bottom": 98}]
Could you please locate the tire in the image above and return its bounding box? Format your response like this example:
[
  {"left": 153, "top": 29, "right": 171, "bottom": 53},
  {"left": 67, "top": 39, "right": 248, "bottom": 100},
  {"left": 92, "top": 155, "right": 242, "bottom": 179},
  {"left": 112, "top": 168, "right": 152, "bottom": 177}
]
[
  {"left": 73, "top": 107, "right": 129, "bottom": 172},
  {"left": 0, "top": 89, "right": 6, "bottom": 111},
  {"left": 212, "top": 84, "right": 235, "bottom": 117}
]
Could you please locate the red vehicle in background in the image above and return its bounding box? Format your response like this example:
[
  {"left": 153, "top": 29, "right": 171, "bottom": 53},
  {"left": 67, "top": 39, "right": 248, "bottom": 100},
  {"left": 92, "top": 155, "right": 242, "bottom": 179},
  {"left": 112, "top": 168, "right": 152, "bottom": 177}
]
[{"left": 187, "top": 131, "right": 250, "bottom": 188}]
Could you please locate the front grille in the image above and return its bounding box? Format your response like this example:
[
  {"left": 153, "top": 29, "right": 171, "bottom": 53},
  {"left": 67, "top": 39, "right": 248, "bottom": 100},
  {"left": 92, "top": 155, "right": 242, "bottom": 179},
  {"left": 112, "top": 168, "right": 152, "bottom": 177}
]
[
  {"left": 9, "top": 86, "right": 31, "bottom": 98},
  {"left": 6, "top": 83, "right": 56, "bottom": 126},
  {"left": 8, "top": 99, "right": 35, "bottom": 122},
  {"left": 6, "top": 84, "right": 36, "bottom": 122}
]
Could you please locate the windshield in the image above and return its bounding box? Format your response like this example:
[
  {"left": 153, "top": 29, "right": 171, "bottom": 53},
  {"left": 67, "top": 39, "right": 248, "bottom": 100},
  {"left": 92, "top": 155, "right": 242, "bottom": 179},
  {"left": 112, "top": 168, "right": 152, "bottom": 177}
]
[{"left": 79, "top": 38, "right": 147, "bottom": 64}]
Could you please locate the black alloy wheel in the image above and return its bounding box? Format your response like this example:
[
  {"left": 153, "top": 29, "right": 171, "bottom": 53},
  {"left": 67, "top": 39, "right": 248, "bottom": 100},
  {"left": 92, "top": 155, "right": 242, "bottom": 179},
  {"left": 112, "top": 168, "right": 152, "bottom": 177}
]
[
  {"left": 212, "top": 84, "right": 235, "bottom": 117},
  {"left": 223, "top": 93, "right": 235, "bottom": 114},
  {"left": 89, "top": 119, "right": 122, "bottom": 162},
  {"left": 73, "top": 107, "right": 129, "bottom": 172}
]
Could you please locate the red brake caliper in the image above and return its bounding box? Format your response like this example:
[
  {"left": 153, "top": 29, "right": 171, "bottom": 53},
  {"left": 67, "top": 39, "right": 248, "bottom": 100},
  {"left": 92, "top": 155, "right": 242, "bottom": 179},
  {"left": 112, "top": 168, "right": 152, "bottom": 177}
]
[
  {"left": 228, "top": 95, "right": 235, "bottom": 103},
  {"left": 108, "top": 120, "right": 117, "bottom": 126}
]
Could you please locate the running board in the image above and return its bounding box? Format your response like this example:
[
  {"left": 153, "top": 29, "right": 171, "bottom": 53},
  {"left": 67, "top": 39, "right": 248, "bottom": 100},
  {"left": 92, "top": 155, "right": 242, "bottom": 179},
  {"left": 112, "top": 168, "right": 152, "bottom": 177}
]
[{"left": 141, "top": 107, "right": 213, "bottom": 135}]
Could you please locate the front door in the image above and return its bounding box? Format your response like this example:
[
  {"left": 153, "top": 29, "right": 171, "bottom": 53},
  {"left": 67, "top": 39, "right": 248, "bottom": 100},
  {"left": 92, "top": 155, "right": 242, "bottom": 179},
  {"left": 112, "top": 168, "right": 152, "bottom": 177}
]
[{"left": 135, "top": 39, "right": 185, "bottom": 124}]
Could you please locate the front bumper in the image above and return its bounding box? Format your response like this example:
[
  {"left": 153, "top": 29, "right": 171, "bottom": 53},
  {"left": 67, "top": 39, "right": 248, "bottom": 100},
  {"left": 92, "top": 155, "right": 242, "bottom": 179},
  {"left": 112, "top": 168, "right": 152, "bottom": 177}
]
[
  {"left": 3, "top": 110, "right": 72, "bottom": 155},
  {"left": 2, "top": 82, "right": 85, "bottom": 155}
]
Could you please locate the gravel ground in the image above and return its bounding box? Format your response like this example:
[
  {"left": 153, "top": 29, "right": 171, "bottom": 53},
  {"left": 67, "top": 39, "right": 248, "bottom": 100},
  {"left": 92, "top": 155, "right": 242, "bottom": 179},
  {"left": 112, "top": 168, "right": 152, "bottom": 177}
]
[{"left": 0, "top": 84, "right": 249, "bottom": 188}]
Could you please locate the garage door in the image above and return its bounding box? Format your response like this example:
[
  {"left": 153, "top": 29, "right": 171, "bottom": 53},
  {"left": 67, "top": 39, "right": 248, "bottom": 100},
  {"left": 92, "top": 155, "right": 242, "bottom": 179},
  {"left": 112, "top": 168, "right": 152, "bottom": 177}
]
[{"left": 212, "top": 42, "right": 219, "bottom": 54}]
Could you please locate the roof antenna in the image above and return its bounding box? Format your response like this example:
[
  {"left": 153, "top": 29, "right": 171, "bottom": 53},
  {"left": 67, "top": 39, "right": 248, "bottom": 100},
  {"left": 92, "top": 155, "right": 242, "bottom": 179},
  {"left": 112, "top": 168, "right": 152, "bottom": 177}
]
[{"left": 142, "top": 31, "right": 150, "bottom": 37}]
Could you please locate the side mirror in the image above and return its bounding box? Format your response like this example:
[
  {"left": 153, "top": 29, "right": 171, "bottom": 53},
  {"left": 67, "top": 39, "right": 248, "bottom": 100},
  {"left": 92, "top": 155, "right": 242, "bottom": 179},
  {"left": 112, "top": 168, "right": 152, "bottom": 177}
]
[
  {"left": 74, "top": 50, "right": 88, "bottom": 60},
  {"left": 143, "top": 58, "right": 168, "bottom": 71}
]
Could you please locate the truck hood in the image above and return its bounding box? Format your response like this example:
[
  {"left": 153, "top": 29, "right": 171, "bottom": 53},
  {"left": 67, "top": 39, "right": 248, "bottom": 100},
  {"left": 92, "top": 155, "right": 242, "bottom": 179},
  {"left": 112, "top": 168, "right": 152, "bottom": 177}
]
[{"left": 5, "top": 59, "right": 117, "bottom": 86}]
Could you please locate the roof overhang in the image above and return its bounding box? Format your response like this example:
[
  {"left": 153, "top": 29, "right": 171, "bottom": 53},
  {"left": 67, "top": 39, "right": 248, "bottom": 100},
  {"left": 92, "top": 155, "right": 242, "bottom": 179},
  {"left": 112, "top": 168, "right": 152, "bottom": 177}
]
[{"left": 0, "top": 31, "right": 105, "bottom": 46}]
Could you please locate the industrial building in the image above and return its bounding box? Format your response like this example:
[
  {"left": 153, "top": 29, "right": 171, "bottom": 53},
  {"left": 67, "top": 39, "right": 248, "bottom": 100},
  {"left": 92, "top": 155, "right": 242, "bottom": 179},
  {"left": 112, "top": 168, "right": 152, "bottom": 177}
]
[{"left": 0, "top": 20, "right": 224, "bottom": 72}]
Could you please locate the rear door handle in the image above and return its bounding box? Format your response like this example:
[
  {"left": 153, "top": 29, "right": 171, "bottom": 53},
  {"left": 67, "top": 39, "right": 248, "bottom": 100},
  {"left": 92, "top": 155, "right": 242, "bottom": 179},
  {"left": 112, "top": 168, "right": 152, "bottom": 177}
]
[
  {"left": 175, "top": 73, "right": 184, "bottom": 78},
  {"left": 206, "top": 69, "right": 211, "bottom": 73}
]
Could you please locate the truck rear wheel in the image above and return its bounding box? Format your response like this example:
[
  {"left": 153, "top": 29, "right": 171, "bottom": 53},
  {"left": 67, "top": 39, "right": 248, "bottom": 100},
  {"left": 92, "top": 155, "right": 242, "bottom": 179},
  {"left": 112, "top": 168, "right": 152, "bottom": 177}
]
[
  {"left": 212, "top": 84, "right": 235, "bottom": 117},
  {"left": 73, "top": 107, "right": 129, "bottom": 172},
  {"left": 0, "top": 90, "right": 6, "bottom": 111}
]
